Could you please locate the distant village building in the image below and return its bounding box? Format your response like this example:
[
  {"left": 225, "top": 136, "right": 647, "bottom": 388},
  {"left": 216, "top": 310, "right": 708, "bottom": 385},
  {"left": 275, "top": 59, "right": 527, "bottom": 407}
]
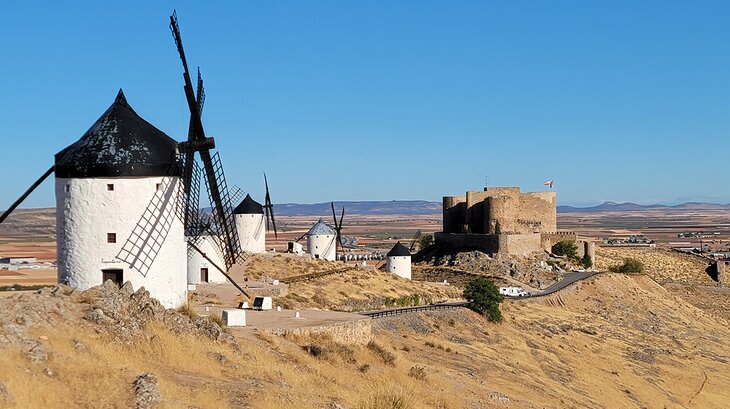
[
  {"left": 54, "top": 90, "right": 187, "bottom": 308},
  {"left": 234, "top": 194, "right": 266, "bottom": 254},
  {"left": 305, "top": 219, "right": 337, "bottom": 261},
  {"left": 0, "top": 257, "right": 37, "bottom": 264},
  {"left": 386, "top": 241, "right": 411, "bottom": 279},
  {"left": 186, "top": 234, "right": 227, "bottom": 284},
  {"left": 437, "top": 186, "right": 593, "bottom": 258}
]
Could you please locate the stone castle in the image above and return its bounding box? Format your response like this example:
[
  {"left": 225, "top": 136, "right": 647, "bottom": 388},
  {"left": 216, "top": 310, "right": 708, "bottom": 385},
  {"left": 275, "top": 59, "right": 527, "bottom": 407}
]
[{"left": 435, "top": 186, "right": 594, "bottom": 258}]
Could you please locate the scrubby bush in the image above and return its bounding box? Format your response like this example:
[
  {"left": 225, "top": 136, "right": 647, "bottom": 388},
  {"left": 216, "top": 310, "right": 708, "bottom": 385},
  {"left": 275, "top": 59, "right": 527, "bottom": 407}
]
[
  {"left": 367, "top": 341, "right": 396, "bottom": 366},
  {"left": 552, "top": 241, "right": 578, "bottom": 259},
  {"left": 581, "top": 254, "right": 593, "bottom": 268},
  {"left": 609, "top": 257, "right": 644, "bottom": 274},
  {"left": 408, "top": 365, "right": 427, "bottom": 381},
  {"left": 463, "top": 277, "right": 504, "bottom": 323},
  {"left": 416, "top": 233, "right": 433, "bottom": 251}
]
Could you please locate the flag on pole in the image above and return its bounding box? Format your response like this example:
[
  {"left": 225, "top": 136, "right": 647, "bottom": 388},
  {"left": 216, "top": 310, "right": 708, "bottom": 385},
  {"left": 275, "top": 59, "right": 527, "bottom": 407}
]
[{"left": 544, "top": 180, "right": 554, "bottom": 189}]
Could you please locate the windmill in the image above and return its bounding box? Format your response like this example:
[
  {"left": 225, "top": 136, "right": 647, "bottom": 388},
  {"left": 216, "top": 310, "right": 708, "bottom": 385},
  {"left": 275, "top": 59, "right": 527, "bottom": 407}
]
[
  {"left": 169, "top": 11, "right": 249, "bottom": 295},
  {"left": 0, "top": 12, "right": 251, "bottom": 305},
  {"left": 262, "top": 173, "right": 278, "bottom": 239},
  {"left": 331, "top": 202, "right": 345, "bottom": 261},
  {"left": 408, "top": 229, "right": 422, "bottom": 252}
]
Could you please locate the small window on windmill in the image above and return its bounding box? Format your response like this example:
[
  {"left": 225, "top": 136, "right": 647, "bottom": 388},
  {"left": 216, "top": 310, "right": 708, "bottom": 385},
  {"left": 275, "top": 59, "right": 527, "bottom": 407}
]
[
  {"left": 156, "top": 183, "right": 161, "bottom": 191},
  {"left": 107, "top": 184, "right": 114, "bottom": 191},
  {"left": 107, "top": 233, "right": 116, "bottom": 243},
  {"left": 64, "top": 185, "right": 70, "bottom": 192}
]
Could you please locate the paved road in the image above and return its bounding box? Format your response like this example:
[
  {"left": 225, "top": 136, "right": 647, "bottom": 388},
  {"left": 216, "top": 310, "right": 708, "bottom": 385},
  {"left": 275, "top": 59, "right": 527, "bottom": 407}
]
[
  {"left": 525, "top": 271, "right": 598, "bottom": 298},
  {"left": 360, "top": 271, "right": 601, "bottom": 319}
]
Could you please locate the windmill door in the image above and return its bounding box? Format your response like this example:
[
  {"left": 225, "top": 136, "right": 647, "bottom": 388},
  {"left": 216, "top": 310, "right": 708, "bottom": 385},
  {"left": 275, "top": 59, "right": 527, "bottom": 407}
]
[
  {"left": 200, "top": 268, "right": 209, "bottom": 282},
  {"left": 102, "top": 269, "right": 123, "bottom": 288}
]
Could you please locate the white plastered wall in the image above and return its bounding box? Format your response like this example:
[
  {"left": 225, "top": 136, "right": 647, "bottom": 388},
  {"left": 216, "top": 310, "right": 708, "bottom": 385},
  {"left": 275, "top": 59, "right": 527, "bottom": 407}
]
[
  {"left": 307, "top": 234, "right": 336, "bottom": 261},
  {"left": 386, "top": 255, "right": 412, "bottom": 280},
  {"left": 56, "top": 176, "right": 187, "bottom": 308},
  {"left": 186, "top": 234, "right": 227, "bottom": 284},
  {"left": 235, "top": 213, "right": 265, "bottom": 253}
]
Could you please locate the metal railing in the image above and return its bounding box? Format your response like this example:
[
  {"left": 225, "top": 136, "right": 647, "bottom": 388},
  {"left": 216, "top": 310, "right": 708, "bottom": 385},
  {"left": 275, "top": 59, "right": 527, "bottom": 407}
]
[{"left": 280, "top": 267, "right": 353, "bottom": 284}]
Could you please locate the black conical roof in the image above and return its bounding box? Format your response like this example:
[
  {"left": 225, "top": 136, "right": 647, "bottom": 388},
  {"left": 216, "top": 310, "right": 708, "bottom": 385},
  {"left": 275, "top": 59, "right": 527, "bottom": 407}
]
[
  {"left": 55, "top": 90, "right": 180, "bottom": 178},
  {"left": 387, "top": 241, "right": 411, "bottom": 257},
  {"left": 233, "top": 194, "right": 264, "bottom": 214}
]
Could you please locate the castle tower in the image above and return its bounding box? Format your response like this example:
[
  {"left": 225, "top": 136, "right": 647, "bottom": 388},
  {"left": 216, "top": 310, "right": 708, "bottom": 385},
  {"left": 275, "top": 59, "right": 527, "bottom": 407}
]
[
  {"left": 233, "top": 194, "right": 265, "bottom": 253},
  {"left": 305, "top": 219, "right": 336, "bottom": 261},
  {"left": 186, "top": 234, "right": 227, "bottom": 284},
  {"left": 54, "top": 90, "right": 187, "bottom": 308},
  {"left": 386, "top": 241, "right": 411, "bottom": 279}
]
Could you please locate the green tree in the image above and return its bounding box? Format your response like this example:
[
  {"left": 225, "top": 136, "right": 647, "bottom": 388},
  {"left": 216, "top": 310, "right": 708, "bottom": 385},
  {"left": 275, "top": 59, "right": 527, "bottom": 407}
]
[
  {"left": 609, "top": 257, "right": 644, "bottom": 274},
  {"left": 494, "top": 221, "right": 502, "bottom": 235},
  {"left": 416, "top": 233, "right": 433, "bottom": 251},
  {"left": 581, "top": 254, "right": 593, "bottom": 268},
  {"left": 463, "top": 277, "right": 504, "bottom": 323},
  {"left": 552, "top": 241, "right": 578, "bottom": 259}
]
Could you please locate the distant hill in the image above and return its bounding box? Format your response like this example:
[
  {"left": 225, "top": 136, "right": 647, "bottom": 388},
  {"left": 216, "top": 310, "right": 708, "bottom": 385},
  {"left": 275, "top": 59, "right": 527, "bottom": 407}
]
[
  {"left": 558, "top": 201, "right": 730, "bottom": 213},
  {"left": 273, "top": 200, "right": 441, "bottom": 216}
]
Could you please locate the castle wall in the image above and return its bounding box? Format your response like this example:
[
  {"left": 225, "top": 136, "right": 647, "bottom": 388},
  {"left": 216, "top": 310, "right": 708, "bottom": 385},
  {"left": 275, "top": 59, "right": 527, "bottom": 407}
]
[
  {"left": 497, "top": 233, "right": 542, "bottom": 256},
  {"left": 442, "top": 195, "right": 466, "bottom": 234},
  {"left": 486, "top": 195, "right": 518, "bottom": 234},
  {"left": 517, "top": 192, "right": 557, "bottom": 233},
  {"left": 540, "top": 232, "right": 578, "bottom": 251},
  {"left": 465, "top": 191, "right": 490, "bottom": 233},
  {"left": 434, "top": 232, "right": 499, "bottom": 253}
]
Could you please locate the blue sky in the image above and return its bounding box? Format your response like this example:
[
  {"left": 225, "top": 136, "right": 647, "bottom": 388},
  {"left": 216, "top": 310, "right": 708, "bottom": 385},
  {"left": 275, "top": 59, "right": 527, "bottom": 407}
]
[{"left": 1, "top": 1, "right": 729, "bottom": 208}]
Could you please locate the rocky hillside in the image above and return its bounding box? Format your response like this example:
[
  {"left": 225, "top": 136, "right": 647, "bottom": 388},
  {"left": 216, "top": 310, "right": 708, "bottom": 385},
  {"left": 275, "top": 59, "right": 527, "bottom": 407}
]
[{"left": 1, "top": 270, "right": 729, "bottom": 408}]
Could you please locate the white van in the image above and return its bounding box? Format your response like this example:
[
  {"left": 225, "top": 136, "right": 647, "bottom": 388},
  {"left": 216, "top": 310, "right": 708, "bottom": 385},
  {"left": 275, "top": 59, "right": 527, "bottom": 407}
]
[{"left": 499, "top": 286, "right": 528, "bottom": 297}]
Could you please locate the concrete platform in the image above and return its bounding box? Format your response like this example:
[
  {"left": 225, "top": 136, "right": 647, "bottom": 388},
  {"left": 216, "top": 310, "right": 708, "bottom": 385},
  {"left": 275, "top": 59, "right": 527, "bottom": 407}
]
[{"left": 197, "top": 304, "right": 367, "bottom": 330}]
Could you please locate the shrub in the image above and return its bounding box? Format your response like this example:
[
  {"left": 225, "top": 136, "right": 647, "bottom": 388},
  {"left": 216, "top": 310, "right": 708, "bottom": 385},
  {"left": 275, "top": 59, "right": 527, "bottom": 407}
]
[
  {"left": 581, "top": 254, "right": 593, "bottom": 268},
  {"left": 208, "top": 314, "right": 226, "bottom": 328},
  {"left": 303, "top": 344, "right": 326, "bottom": 358},
  {"left": 177, "top": 302, "right": 197, "bottom": 320},
  {"left": 416, "top": 233, "right": 433, "bottom": 251},
  {"left": 609, "top": 258, "right": 644, "bottom": 274},
  {"left": 552, "top": 241, "right": 578, "bottom": 259},
  {"left": 367, "top": 341, "right": 396, "bottom": 366},
  {"left": 463, "top": 277, "right": 504, "bottom": 323},
  {"left": 494, "top": 220, "right": 502, "bottom": 235},
  {"left": 408, "top": 365, "right": 427, "bottom": 381}
]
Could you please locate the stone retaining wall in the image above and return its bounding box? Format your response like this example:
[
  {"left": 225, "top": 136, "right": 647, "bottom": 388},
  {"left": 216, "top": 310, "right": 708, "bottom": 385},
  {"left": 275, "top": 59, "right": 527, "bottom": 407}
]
[{"left": 265, "top": 318, "right": 373, "bottom": 345}]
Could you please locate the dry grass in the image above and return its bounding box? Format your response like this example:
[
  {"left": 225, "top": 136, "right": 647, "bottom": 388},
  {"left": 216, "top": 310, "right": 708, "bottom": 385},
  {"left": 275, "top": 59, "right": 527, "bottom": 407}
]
[
  {"left": 244, "top": 253, "right": 342, "bottom": 280},
  {"left": 2, "top": 252, "right": 730, "bottom": 407},
  {"left": 595, "top": 246, "right": 713, "bottom": 284},
  {"left": 276, "top": 268, "right": 462, "bottom": 311}
]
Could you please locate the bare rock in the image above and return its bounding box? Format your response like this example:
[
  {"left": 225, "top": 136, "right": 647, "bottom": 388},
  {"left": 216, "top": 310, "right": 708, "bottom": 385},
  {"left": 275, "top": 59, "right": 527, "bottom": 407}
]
[
  {"left": 84, "top": 308, "right": 112, "bottom": 325},
  {"left": 0, "top": 382, "right": 12, "bottom": 404},
  {"left": 133, "top": 372, "right": 161, "bottom": 409},
  {"left": 28, "top": 342, "right": 47, "bottom": 363},
  {"left": 73, "top": 340, "right": 87, "bottom": 352}
]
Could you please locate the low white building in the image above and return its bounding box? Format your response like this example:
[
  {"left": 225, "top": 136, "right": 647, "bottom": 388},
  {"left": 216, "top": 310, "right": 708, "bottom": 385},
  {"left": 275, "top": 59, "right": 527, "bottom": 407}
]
[
  {"left": 386, "top": 241, "right": 411, "bottom": 279},
  {"left": 305, "top": 219, "right": 337, "bottom": 261},
  {"left": 0, "top": 257, "right": 37, "bottom": 264},
  {"left": 186, "top": 234, "right": 227, "bottom": 284},
  {"left": 234, "top": 194, "right": 266, "bottom": 254}
]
